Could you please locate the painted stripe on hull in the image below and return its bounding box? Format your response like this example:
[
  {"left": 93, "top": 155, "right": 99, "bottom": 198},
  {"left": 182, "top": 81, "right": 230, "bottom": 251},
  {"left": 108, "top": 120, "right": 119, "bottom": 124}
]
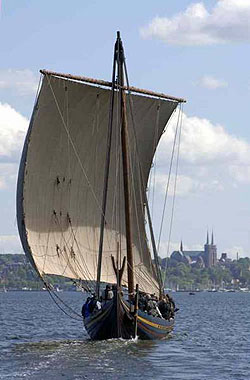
[
  {"left": 83, "top": 296, "right": 174, "bottom": 340},
  {"left": 121, "top": 298, "right": 174, "bottom": 339}
]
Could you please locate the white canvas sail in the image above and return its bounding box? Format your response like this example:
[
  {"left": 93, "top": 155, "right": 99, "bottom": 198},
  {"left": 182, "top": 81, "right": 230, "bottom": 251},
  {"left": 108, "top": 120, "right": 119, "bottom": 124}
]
[{"left": 17, "top": 74, "right": 178, "bottom": 295}]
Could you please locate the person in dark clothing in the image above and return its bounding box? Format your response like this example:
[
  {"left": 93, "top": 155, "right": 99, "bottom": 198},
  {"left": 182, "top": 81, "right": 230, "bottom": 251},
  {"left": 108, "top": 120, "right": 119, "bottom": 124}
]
[
  {"left": 138, "top": 292, "right": 147, "bottom": 312},
  {"left": 165, "top": 294, "right": 176, "bottom": 318},
  {"left": 158, "top": 298, "right": 171, "bottom": 320},
  {"left": 101, "top": 285, "right": 114, "bottom": 301},
  {"left": 81, "top": 297, "right": 91, "bottom": 318},
  {"left": 88, "top": 294, "right": 98, "bottom": 313}
]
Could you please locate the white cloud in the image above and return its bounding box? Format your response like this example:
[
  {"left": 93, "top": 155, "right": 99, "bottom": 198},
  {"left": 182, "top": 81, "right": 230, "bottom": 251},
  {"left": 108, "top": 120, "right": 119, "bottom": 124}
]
[
  {"left": 154, "top": 173, "right": 224, "bottom": 197},
  {"left": 0, "top": 177, "right": 5, "bottom": 189},
  {"left": 198, "top": 75, "right": 228, "bottom": 90},
  {"left": 0, "top": 163, "right": 19, "bottom": 189},
  {"left": 0, "top": 235, "right": 22, "bottom": 254},
  {"left": 158, "top": 240, "right": 204, "bottom": 258},
  {"left": 152, "top": 109, "right": 250, "bottom": 197},
  {"left": 0, "top": 69, "right": 38, "bottom": 95},
  {"left": 0, "top": 102, "right": 28, "bottom": 161},
  {"left": 140, "top": 0, "right": 250, "bottom": 46},
  {"left": 157, "top": 241, "right": 180, "bottom": 258},
  {"left": 0, "top": 102, "right": 28, "bottom": 188},
  {"left": 224, "top": 246, "right": 246, "bottom": 259}
]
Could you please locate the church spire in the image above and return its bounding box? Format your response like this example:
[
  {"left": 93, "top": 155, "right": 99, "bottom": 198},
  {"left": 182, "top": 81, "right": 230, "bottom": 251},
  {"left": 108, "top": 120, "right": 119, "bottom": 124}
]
[
  {"left": 206, "top": 231, "right": 209, "bottom": 245},
  {"left": 211, "top": 231, "right": 214, "bottom": 245},
  {"left": 180, "top": 240, "right": 183, "bottom": 252}
]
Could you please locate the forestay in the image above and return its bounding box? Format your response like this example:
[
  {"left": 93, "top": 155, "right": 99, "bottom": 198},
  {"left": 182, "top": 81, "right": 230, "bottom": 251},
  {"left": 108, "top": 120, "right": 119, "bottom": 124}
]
[{"left": 17, "top": 74, "right": 178, "bottom": 295}]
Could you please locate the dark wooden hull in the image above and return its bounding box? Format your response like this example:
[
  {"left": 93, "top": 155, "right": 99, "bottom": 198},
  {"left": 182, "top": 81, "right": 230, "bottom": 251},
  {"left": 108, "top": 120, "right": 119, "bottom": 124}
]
[{"left": 83, "top": 294, "right": 174, "bottom": 340}]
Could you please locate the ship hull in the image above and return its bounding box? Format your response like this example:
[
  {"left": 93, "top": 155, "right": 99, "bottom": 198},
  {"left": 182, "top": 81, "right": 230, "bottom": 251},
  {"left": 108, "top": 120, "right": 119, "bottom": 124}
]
[{"left": 83, "top": 294, "right": 174, "bottom": 340}]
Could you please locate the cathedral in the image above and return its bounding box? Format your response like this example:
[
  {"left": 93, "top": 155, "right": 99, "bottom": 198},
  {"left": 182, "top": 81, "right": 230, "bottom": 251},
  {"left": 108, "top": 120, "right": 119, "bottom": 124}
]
[{"left": 170, "top": 232, "right": 217, "bottom": 268}]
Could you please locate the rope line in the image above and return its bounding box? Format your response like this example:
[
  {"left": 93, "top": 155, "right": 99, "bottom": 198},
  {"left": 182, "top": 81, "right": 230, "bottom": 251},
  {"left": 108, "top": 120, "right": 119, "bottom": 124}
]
[
  {"left": 45, "top": 74, "right": 107, "bottom": 222},
  {"left": 44, "top": 282, "right": 82, "bottom": 321},
  {"left": 156, "top": 105, "right": 182, "bottom": 255},
  {"left": 163, "top": 104, "right": 183, "bottom": 284}
]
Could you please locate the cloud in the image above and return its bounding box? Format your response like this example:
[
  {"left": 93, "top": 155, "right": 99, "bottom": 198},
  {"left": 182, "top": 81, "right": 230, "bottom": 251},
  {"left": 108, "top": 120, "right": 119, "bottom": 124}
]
[
  {"left": 224, "top": 246, "right": 245, "bottom": 259},
  {"left": 158, "top": 240, "right": 205, "bottom": 258},
  {"left": 0, "top": 235, "right": 22, "bottom": 254},
  {"left": 154, "top": 173, "right": 223, "bottom": 197},
  {"left": 152, "top": 109, "right": 250, "bottom": 197},
  {"left": 198, "top": 75, "right": 228, "bottom": 90},
  {"left": 0, "top": 102, "right": 28, "bottom": 161},
  {"left": 0, "top": 102, "right": 28, "bottom": 188},
  {"left": 0, "top": 69, "right": 38, "bottom": 95},
  {"left": 140, "top": 0, "right": 250, "bottom": 46}
]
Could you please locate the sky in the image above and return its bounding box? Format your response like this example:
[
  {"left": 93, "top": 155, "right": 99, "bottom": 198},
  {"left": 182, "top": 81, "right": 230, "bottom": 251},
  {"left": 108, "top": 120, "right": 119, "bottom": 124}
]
[{"left": 0, "top": 0, "right": 250, "bottom": 259}]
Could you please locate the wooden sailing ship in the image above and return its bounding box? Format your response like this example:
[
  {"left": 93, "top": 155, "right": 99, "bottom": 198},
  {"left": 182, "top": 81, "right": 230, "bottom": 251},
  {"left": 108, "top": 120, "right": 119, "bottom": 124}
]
[{"left": 17, "top": 32, "right": 185, "bottom": 340}]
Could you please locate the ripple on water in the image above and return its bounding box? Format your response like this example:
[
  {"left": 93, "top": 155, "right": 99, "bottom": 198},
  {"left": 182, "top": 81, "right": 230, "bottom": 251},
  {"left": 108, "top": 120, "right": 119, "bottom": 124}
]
[{"left": 1, "top": 291, "right": 250, "bottom": 379}]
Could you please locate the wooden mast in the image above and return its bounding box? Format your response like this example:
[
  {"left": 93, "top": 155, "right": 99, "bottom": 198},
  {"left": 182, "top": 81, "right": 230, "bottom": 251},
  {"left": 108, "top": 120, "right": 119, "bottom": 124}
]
[
  {"left": 117, "top": 31, "right": 134, "bottom": 297},
  {"left": 96, "top": 37, "right": 118, "bottom": 297}
]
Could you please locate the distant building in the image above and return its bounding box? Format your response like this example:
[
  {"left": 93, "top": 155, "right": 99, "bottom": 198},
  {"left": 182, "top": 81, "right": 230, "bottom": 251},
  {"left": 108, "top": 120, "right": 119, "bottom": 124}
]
[
  {"left": 170, "top": 232, "right": 217, "bottom": 268},
  {"left": 218, "top": 252, "right": 232, "bottom": 265}
]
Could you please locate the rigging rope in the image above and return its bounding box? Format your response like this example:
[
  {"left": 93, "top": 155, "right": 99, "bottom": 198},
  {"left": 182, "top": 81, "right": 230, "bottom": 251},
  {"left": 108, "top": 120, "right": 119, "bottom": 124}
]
[
  {"left": 24, "top": 259, "right": 82, "bottom": 321},
  {"left": 162, "top": 104, "right": 183, "bottom": 285},
  {"left": 123, "top": 58, "right": 171, "bottom": 292},
  {"left": 44, "top": 281, "right": 83, "bottom": 321},
  {"left": 45, "top": 74, "right": 107, "bottom": 222},
  {"left": 156, "top": 105, "right": 182, "bottom": 255}
]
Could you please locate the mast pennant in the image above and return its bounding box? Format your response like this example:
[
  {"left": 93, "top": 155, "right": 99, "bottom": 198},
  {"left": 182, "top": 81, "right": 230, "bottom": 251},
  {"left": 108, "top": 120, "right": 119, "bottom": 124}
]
[{"left": 17, "top": 70, "right": 178, "bottom": 295}]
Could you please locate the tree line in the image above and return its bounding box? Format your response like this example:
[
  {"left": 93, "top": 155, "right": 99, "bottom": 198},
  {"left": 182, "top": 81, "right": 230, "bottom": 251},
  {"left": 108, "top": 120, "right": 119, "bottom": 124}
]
[
  {"left": 1, "top": 254, "right": 250, "bottom": 291},
  {"left": 160, "top": 257, "right": 250, "bottom": 290}
]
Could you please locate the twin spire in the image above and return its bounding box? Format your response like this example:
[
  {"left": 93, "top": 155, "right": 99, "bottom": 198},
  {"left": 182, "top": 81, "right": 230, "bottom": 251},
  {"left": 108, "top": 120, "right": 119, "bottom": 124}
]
[
  {"left": 206, "top": 230, "right": 214, "bottom": 245},
  {"left": 180, "top": 230, "right": 215, "bottom": 251}
]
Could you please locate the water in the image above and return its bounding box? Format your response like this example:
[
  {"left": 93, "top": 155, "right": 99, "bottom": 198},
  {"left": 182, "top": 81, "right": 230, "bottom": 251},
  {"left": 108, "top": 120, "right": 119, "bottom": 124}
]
[{"left": 0, "top": 291, "right": 250, "bottom": 380}]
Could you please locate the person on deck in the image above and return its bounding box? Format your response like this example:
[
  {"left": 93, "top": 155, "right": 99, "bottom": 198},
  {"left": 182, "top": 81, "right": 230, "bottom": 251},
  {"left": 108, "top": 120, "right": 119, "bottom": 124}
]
[
  {"left": 158, "top": 298, "right": 171, "bottom": 320},
  {"left": 101, "top": 285, "right": 114, "bottom": 301},
  {"left": 88, "top": 294, "right": 102, "bottom": 313},
  {"left": 138, "top": 292, "right": 147, "bottom": 312},
  {"left": 166, "top": 294, "right": 176, "bottom": 318},
  {"left": 81, "top": 297, "right": 91, "bottom": 318}
]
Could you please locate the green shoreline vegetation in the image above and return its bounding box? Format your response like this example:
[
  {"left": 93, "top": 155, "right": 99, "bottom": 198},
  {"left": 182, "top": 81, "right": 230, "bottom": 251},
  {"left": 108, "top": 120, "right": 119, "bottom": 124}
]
[
  {"left": 161, "top": 257, "right": 250, "bottom": 291},
  {"left": 0, "top": 254, "right": 76, "bottom": 291},
  {"left": 1, "top": 254, "right": 250, "bottom": 291}
]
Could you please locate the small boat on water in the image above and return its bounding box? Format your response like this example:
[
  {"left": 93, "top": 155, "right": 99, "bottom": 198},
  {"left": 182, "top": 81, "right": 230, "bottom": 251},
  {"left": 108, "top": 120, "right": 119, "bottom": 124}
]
[{"left": 17, "top": 32, "right": 185, "bottom": 340}]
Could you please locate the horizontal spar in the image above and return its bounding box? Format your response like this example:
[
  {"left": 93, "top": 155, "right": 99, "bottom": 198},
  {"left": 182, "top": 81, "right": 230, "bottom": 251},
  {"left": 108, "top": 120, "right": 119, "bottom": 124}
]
[{"left": 40, "top": 69, "right": 186, "bottom": 103}]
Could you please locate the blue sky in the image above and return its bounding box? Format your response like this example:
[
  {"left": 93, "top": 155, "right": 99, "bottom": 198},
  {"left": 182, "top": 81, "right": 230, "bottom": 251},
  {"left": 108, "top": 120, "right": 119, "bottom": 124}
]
[{"left": 0, "top": 0, "right": 250, "bottom": 258}]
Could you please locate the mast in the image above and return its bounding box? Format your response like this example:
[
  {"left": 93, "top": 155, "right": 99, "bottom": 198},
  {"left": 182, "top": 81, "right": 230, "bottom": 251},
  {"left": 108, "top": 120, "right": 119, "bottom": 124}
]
[
  {"left": 117, "top": 31, "right": 134, "bottom": 297},
  {"left": 96, "top": 32, "right": 135, "bottom": 298},
  {"left": 96, "top": 37, "right": 118, "bottom": 297}
]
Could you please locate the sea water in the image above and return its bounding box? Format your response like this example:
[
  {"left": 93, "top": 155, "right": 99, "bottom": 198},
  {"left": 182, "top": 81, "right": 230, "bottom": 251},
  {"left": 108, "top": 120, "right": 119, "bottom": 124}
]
[{"left": 0, "top": 291, "right": 250, "bottom": 379}]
